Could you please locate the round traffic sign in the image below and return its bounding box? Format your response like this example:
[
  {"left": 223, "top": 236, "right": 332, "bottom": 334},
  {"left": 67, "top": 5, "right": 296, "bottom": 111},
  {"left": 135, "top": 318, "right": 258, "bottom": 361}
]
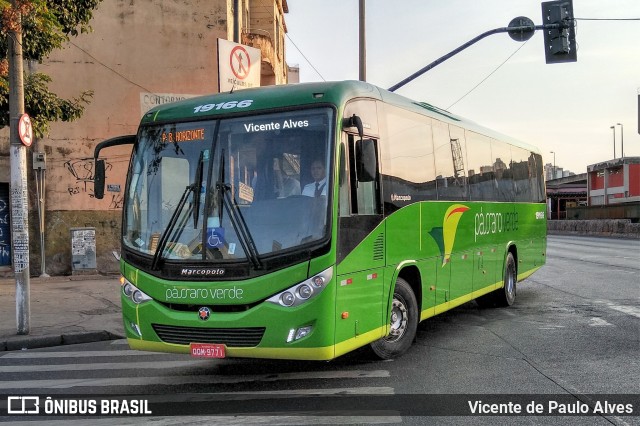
[
  {"left": 508, "top": 16, "right": 535, "bottom": 42},
  {"left": 18, "top": 113, "right": 33, "bottom": 147}
]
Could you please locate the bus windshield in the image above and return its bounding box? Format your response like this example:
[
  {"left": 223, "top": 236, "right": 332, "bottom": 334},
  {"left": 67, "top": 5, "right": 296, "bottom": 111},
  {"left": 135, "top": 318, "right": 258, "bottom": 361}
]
[{"left": 122, "top": 108, "right": 334, "bottom": 266}]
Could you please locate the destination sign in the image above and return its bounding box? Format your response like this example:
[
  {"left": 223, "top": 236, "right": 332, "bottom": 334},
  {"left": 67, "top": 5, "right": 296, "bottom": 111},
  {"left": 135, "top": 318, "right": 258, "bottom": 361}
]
[{"left": 161, "top": 128, "right": 206, "bottom": 143}]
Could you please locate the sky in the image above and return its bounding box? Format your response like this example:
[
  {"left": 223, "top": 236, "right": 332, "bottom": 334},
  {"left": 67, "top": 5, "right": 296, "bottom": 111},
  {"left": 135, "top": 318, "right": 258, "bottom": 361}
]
[{"left": 284, "top": 0, "right": 640, "bottom": 175}]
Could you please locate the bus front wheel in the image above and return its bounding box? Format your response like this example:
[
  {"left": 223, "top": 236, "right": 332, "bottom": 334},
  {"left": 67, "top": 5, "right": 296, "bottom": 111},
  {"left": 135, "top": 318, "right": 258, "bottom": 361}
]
[{"left": 370, "top": 277, "right": 418, "bottom": 360}]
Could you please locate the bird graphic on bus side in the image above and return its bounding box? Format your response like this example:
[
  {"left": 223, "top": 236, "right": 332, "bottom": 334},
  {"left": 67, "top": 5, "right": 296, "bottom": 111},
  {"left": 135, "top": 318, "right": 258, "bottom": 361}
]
[{"left": 428, "top": 203, "right": 470, "bottom": 267}]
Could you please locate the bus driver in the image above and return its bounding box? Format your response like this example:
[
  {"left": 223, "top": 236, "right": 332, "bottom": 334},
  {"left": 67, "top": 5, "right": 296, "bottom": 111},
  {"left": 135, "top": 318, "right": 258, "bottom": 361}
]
[{"left": 302, "top": 159, "right": 327, "bottom": 197}]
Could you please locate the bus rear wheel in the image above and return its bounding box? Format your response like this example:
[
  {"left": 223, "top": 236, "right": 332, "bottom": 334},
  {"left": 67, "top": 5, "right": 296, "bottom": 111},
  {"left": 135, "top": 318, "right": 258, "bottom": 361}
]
[
  {"left": 370, "top": 277, "right": 418, "bottom": 360},
  {"left": 496, "top": 252, "right": 517, "bottom": 307},
  {"left": 477, "top": 252, "right": 517, "bottom": 308}
]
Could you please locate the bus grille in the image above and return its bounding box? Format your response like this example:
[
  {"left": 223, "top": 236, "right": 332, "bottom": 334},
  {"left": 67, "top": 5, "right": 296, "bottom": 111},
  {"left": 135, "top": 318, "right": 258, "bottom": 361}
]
[{"left": 152, "top": 324, "right": 265, "bottom": 347}]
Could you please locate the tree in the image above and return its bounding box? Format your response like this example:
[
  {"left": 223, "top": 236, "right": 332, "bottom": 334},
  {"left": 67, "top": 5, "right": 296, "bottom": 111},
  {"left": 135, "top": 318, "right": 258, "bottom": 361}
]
[{"left": 0, "top": 0, "right": 102, "bottom": 137}]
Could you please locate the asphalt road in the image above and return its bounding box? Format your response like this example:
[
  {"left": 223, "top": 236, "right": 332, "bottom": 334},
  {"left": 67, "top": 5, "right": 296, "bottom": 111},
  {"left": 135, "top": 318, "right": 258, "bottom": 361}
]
[{"left": 1, "top": 235, "right": 638, "bottom": 425}]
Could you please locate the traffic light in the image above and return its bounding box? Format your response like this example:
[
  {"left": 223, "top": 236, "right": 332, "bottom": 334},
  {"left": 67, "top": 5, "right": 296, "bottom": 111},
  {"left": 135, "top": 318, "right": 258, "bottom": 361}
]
[{"left": 541, "top": 0, "right": 577, "bottom": 64}]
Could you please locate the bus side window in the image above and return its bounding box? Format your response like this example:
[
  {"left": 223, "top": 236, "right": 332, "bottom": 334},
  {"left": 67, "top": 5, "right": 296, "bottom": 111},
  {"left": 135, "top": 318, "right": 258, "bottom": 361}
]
[{"left": 349, "top": 135, "right": 380, "bottom": 215}]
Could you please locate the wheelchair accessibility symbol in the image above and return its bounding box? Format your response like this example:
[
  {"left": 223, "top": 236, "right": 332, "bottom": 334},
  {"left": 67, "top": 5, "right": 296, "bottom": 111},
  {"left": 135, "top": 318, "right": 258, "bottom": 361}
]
[{"left": 207, "top": 227, "right": 225, "bottom": 249}]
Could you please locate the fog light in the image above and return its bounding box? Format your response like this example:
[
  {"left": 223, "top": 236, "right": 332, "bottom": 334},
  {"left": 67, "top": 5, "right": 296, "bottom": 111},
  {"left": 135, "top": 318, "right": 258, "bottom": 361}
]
[
  {"left": 295, "top": 326, "right": 312, "bottom": 340},
  {"left": 280, "top": 291, "right": 295, "bottom": 306},
  {"left": 297, "top": 284, "right": 312, "bottom": 299}
]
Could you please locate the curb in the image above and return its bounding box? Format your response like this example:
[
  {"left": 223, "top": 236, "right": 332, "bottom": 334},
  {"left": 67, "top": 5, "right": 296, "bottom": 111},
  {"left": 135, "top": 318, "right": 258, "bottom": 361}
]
[{"left": 1, "top": 331, "right": 124, "bottom": 352}]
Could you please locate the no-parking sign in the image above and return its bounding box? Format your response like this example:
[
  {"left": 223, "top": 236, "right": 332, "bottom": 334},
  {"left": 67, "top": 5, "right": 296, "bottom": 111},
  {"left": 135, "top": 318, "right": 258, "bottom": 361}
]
[
  {"left": 217, "top": 39, "right": 261, "bottom": 92},
  {"left": 18, "top": 113, "right": 33, "bottom": 147}
]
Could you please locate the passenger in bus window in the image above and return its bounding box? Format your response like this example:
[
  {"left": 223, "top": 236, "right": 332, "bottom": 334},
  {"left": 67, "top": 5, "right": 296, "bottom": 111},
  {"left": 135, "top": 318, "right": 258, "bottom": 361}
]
[{"left": 302, "top": 159, "right": 327, "bottom": 197}]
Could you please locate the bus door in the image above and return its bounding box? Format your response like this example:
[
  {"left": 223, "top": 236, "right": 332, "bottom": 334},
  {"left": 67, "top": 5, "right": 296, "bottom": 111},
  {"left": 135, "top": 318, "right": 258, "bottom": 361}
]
[{"left": 335, "top": 128, "right": 385, "bottom": 347}]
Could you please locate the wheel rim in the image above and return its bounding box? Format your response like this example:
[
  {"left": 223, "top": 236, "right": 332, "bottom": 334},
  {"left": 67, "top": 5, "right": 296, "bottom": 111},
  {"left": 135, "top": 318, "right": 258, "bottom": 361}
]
[
  {"left": 387, "top": 294, "right": 408, "bottom": 342},
  {"left": 505, "top": 263, "right": 516, "bottom": 301}
]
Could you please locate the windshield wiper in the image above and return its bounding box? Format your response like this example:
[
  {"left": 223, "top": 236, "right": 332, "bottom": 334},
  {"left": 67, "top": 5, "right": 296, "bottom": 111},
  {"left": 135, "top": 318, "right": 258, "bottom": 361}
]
[
  {"left": 216, "top": 150, "right": 262, "bottom": 270},
  {"left": 150, "top": 182, "right": 196, "bottom": 270},
  {"left": 192, "top": 151, "right": 204, "bottom": 228},
  {"left": 151, "top": 151, "right": 205, "bottom": 270}
]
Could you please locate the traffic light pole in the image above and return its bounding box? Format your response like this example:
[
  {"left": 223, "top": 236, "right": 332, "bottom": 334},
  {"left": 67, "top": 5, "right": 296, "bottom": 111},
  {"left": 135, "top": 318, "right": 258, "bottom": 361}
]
[
  {"left": 388, "top": 22, "right": 564, "bottom": 92},
  {"left": 9, "top": 2, "right": 31, "bottom": 335}
]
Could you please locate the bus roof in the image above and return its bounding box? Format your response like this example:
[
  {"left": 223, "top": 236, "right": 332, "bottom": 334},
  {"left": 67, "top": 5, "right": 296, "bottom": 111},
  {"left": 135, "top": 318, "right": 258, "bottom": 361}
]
[{"left": 141, "top": 80, "right": 540, "bottom": 154}]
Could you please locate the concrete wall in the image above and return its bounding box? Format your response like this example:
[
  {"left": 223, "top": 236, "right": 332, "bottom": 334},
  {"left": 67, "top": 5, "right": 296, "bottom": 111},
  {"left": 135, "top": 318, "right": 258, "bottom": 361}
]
[
  {"left": 0, "top": 1, "right": 292, "bottom": 276},
  {"left": 28, "top": 211, "right": 122, "bottom": 276},
  {"left": 0, "top": 0, "right": 229, "bottom": 276},
  {"left": 548, "top": 219, "right": 640, "bottom": 239}
]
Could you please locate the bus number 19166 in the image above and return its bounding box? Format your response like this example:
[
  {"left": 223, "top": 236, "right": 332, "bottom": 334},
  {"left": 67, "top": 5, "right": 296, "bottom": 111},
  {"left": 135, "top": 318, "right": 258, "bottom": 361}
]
[{"left": 193, "top": 100, "right": 253, "bottom": 113}]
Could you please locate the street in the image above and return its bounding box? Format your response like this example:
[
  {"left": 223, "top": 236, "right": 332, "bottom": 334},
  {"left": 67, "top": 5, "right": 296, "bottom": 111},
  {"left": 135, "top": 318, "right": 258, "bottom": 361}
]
[{"left": 1, "top": 235, "right": 638, "bottom": 425}]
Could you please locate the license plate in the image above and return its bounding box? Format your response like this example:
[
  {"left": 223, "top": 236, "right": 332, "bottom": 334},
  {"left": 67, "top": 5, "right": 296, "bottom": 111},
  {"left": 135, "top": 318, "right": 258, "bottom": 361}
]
[{"left": 190, "top": 343, "right": 226, "bottom": 358}]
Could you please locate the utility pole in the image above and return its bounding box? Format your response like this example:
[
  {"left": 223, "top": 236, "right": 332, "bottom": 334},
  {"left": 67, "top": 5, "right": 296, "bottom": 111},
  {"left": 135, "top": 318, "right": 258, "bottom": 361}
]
[
  {"left": 617, "top": 123, "right": 624, "bottom": 158},
  {"left": 8, "top": 0, "right": 31, "bottom": 335},
  {"left": 358, "top": 0, "right": 366, "bottom": 81},
  {"left": 610, "top": 125, "right": 616, "bottom": 159},
  {"left": 233, "top": 0, "right": 240, "bottom": 43}
]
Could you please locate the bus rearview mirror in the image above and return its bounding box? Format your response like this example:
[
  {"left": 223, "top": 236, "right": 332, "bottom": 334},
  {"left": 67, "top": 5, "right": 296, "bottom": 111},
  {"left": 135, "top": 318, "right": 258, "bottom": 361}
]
[
  {"left": 94, "top": 159, "right": 106, "bottom": 199},
  {"left": 343, "top": 114, "right": 364, "bottom": 140}
]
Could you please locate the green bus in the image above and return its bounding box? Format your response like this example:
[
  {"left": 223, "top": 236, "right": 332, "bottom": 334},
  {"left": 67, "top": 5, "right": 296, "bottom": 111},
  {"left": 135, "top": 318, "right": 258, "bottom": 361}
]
[{"left": 94, "top": 80, "right": 546, "bottom": 360}]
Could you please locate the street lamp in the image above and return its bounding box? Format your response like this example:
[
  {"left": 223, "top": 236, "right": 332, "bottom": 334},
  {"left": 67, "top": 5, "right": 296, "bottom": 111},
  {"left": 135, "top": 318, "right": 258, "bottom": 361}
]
[
  {"left": 616, "top": 123, "right": 624, "bottom": 158},
  {"left": 610, "top": 125, "right": 616, "bottom": 159},
  {"left": 550, "top": 151, "right": 556, "bottom": 179}
]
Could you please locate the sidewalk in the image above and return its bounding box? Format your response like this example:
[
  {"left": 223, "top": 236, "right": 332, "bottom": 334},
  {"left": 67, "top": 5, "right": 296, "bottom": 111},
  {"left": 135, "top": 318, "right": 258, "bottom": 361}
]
[{"left": 0, "top": 274, "right": 124, "bottom": 351}]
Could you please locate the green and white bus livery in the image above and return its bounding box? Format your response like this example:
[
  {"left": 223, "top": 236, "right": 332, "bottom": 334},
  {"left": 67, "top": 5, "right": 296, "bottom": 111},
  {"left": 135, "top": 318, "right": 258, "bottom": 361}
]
[{"left": 94, "top": 81, "right": 546, "bottom": 360}]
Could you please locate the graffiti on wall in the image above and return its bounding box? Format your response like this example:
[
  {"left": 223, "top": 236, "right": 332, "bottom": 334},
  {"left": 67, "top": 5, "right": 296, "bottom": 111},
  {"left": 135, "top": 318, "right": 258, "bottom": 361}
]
[{"left": 64, "top": 158, "right": 122, "bottom": 208}]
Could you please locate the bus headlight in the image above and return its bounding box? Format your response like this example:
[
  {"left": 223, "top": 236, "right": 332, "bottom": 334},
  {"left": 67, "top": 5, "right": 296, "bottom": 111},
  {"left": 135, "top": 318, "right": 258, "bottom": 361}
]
[
  {"left": 280, "top": 291, "right": 295, "bottom": 306},
  {"left": 267, "top": 266, "right": 333, "bottom": 308},
  {"left": 297, "top": 284, "right": 312, "bottom": 299},
  {"left": 123, "top": 283, "right": 134, "bottom": 297},
  {"left": 121, "top": 277, "right": 152, "bottom": 305}
]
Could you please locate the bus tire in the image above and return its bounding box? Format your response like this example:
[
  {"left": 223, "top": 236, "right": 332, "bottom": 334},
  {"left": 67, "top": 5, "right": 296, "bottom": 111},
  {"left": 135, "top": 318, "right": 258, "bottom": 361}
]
[
  {"left": 476, "top": 252, "right": 517, "bottom": 308},
  {"left": 370, "top": 277, "right": 418, "bottom": 360},
  {"left": 495, "top": 252, "right": 517, "bottom": 307}
]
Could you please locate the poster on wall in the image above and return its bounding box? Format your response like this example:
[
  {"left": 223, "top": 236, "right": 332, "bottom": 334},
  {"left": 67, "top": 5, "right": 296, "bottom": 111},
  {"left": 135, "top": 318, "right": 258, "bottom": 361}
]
[
  {"left": 70, "top": 227, "right": 97, "bottom": 271},
  {"left": 0, "top": 184, "right": 11, "bottom": 267}
]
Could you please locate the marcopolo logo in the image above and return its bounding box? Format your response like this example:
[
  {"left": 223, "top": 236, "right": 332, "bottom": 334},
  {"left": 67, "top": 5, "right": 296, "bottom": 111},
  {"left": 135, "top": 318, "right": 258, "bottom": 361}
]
[
  {"left": 391, "top": 193, "right": 412, "bottom": 202},
  {"left": 180, "top": 268, "right": 225, "bottom": 276}
]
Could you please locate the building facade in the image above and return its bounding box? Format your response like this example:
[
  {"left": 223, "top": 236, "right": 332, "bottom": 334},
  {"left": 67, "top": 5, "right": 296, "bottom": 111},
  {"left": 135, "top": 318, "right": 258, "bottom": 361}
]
[
  {"left": 0, "top": 0, "right": 290, "bottom": 276},
  {"left": 573, "top": 157, "right": 640, "bottom": 221},
  {"left": 587, "top": 157, "right": 640, "bottom": 206},
  {"left": 546, "top": 173, "right": 587, "bottom": 220}
]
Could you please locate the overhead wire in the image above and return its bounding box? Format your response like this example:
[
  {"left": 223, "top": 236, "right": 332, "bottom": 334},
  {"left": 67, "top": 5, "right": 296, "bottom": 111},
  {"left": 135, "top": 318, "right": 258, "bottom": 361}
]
[
  {"left": 446, "top": 39, "right": 530, "bottom": 111},
  {"left": 69, "top": 41, "right": 156, "bottom": 94},
  {"left": 574, "top": 17, "right": 640, "bottom": 21},
  {"left": 445, "top": 15, "right": 640, "bottom": 110}
]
